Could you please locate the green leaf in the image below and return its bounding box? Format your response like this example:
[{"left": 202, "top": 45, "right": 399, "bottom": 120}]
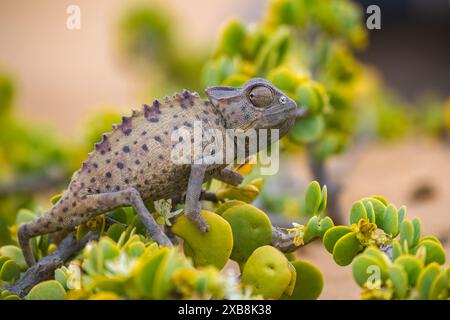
[
  {"left": 282, "top": 260, "right": 323, "bottom": 300},
  {"left": 411, "top": 218, "right": 422, "bottom": 248},
  {"left": 389, "top": 264, "right": 408, "bottom": 299},
  {"left": 416, "top": 262, "right": 441, "bottom": 300},
  {"left": 289, "top": 115, "right": 325, "bottom": 144},
  {"left": 361, "top": 198, "right": 386, "bottom": 228},
  {"left": 217, "top": 19, "right": 246, "bottom": 57},
  {"left": 0, "top": 259, "right": 20, "bottom": 282},
  {"left": 392, "top": 240, "right": 403, "bottom": 261},
  {"left": 15, "top": 209, "right": 36, "bottom": 224},
  {"left": 317, "top": 216, "right": 334, "bottom": 237},
  {"left": 0, "top": 245, "right": 27, "bottom": 271},
  {"left": 371, "top": 195, "right": 388, "bottom": 206},
  {"left": 305, "top": 181, "right": 322, "bottom": 216},
  {"left": 215, "top": 200, "right": 246, "bottom": 215},
  {"left": 429, "top": 271, "right": 448, "bottom": 300},
  {"left": 399, "top": 220, "right": 414, "bottom": 248},
  {"left": 349, "top": 201, "right": 367, "bottom": 224},
  {"left": 395, "top": 255, "right": 423, "bottom": 286},
  {"left": 363, "top": 247, "right": 391, "bottom": 272},
  {"left": 382, "top": 204, "right": 398, "bottom": 236},
  {"left": 323, "top": 226, "right": 353, "bottom": 254},
  {"left": 106, "top": 224, "right": 126, "bottom": 242},
  {"left": 27, "top": 280, "right": 66, "bottom": 300},
  {"left": 352, "top": 255, "right": 384, "bottom": 288},
  {"left": 332, "top": 232, "right": 362, "bottom": 266},
  {"left": 364, "top": 201, "right": 376, "bottom": 224},
  {"left": 133, "top": 248, "right": 167, "bottom": 298},
  {"left": 397, "top": 206, "right": 406, "bottom": 227},
  {"left": 416, "top": 239, "right": 446, "bottom": 265},
  {"left": 317, "top": 185, "right": 328, "bottom": 215},
  {"left": 302, "top": 216, "right": 318, "bottom": 243}
]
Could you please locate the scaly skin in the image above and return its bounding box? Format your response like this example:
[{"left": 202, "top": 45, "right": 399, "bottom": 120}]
[{"left": 18, "top": 78, "right": 299, "bottom": 267}]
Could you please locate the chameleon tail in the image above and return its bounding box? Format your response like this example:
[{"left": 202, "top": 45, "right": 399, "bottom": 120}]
[{"left": 18, "top": 210, "right": 59, "bottom": 267}]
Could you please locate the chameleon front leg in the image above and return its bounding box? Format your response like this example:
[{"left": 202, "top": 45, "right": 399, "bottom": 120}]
[
  {"left": 185, "top": 164, "right": 209, "bottom": 232},
  {"left": 213, "top": 167, "right": 244, "bottom": 186}
]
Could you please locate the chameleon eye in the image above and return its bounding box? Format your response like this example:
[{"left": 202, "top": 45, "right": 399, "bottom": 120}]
[{"left": 248, "top": 86, "right": 273, "bottom": 108}]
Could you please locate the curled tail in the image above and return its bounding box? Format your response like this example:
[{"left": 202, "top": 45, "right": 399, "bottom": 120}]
[{"left": 18, "top": 202, "right": 67, "bottom": 267}]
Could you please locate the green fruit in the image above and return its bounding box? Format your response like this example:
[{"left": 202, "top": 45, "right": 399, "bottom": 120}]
[
  {"left": 323, "top": 226, "right": 353, "bottom": 254},
  {"left": 27, "top": 280, "right": 66, "bottom": 300},
  {"left": 222, "top": 204, "right": 272, "bottom": 263},
  {"left": 242, "top": 246, "right": 293, "bottom": 299},
  {"left": 172, "top": 211, "right": 233, "bottom": 269},
  {"left": 282, "top": 260, "right": 323, "bottom": 300},
  {"left": 332, "top": 232, "right": 362, "bottom": 266},
  {"left": 215, "top": 200, "right": 246, "bottom": 215}
]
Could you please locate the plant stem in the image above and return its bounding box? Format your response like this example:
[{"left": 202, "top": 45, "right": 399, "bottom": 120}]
[{"left": 5, "top": 232, "right": 98, "bottom": 298}]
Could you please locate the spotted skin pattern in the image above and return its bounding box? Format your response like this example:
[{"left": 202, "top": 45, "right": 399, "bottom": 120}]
[{"left": 18, "top": 78, "right": 299, "bottom": 267}]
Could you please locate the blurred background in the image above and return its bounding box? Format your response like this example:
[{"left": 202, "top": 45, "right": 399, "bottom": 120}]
[{"left": 0, "top": 0, "right": 449, "bottom": 299}]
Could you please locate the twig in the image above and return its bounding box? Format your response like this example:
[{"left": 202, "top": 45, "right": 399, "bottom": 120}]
[
  {"left": 5, "top": 232, "right": 98, "bottom": 298},
  {"left": 271, "top": 226, "right": 301, "bottom": 253},
  {"left": 0, "top": 167, "right": 69, "bottom": 195}
]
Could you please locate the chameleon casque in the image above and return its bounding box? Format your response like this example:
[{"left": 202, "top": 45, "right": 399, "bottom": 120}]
[{"left": 19, "top": 78, "right": 303, "bottom": 267}]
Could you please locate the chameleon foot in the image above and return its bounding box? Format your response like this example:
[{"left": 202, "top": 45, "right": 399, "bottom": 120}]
[{"left": 186, "top": 210, "right": 210, "bottom": 232}]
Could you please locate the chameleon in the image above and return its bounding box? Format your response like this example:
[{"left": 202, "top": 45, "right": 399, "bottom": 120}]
[{"left": 18, "top": 78, "right": 304, "bottom": 267}]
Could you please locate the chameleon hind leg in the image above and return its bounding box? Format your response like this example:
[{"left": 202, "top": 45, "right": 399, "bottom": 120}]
[{"left": 85, "top": 187, "right": 172, "bottom": 247}]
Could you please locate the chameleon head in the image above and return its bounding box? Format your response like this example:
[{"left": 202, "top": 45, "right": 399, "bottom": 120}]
[{"left": 205, "top": 78, "right": 299, "bottom": 137}]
